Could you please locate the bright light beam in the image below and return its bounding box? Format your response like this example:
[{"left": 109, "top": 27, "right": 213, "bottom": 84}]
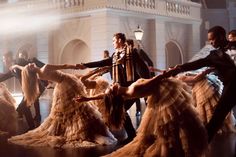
[{"left": 0, "top": 0, "right": 61, "bottom": 36}]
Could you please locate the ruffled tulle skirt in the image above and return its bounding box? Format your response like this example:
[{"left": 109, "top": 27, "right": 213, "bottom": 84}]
[
  {"left": 0, "top": 83, "right": 17, "bottom": 135},
  {"left": 8, "top": 74, "right": 116, "bottom": 148},
  {"left": 193, "top": 76, "right": 236, "bottom": 133},
  {"left": 193, "top": 77, "right": 221, "bottom": 125},
  {"left": 105, "top": 78, "right": 207, "bottom": 157}
]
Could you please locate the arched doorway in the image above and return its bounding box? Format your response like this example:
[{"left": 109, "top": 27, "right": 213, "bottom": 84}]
[
  {"left": 165, "top": 41, "right": 183, "bottom": 69},
  {"left": 60, "top": 39, "right": 90, "bottom": 74}
]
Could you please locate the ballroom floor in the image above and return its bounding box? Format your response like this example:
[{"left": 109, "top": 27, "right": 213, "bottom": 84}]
[{"left": 0, "top": 96, "right": 236, "bottom": 157}]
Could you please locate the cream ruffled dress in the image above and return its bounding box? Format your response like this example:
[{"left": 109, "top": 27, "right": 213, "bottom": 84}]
[
  {"left": 105, "top": 78, "right": 207, "bottom": 157},
  {"left": 0, "top": 83, "right": 17, "bottom": 136},
  {"left": 193, "top": 75, "right": 236, "bottom": 133},
  {"left": 8, "top": 73, "right": 117, "bottom": 148}
]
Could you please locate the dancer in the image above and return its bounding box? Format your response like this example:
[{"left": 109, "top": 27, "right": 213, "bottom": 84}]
[
  {"left": 76, "top": 33, "right": 150, "bottom": 143},
  {"left": 225, "top": 40, "right": 236, "bottom": 64},
  {"left": 126, "top": 39, "right": 151, "bottom": 116},
  {"left": 178, "top": 69, "right": 236, "bottom": 133},
  {"left": 0, "top": 83, "right": 17, "bottom": 136},
  {"left": 8, "top": 63, "right": 117, "bottom": 148},
  {"left": 163, "top": 26, "right": 236, "bottom": 142},
  {"left": 102, "top": 50, "right": 112, "bottom": 80},
  {"left": 228, "top": 30, "right": 236, "bottom": 42},
  {"left": 15, "top": 51, "right": 47, "bottom": 125},
  {"left": 75, "top": 76, "right": 207, "bottom": 157},
  {"left": 1, "top": 51, "right": 47, "bottom": 129},
  {"left": 87, "top": 75, "right": 109, "bottom": 114}
]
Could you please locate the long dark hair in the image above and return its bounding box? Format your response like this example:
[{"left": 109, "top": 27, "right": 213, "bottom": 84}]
[{"left": 103, "top": 88, "right": 126, "bottom": 130}]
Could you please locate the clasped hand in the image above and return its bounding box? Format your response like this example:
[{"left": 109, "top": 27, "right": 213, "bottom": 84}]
[{"left": 73, "top": 95, "right": 88, "bottom": 103}]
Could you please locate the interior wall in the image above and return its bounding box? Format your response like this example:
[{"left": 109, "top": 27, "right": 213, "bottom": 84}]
[{"left": 165, "top": 22, "right": 190, "bottom": 63}]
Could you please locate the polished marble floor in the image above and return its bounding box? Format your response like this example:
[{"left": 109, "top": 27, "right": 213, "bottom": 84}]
[{"left": 0, "top": 96, "right": 236, "bottom": 157}]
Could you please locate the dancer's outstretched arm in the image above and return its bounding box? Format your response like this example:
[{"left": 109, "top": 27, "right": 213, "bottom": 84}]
[
  {"left": 81, "top": 66, "right": 111, "bottom": 89},
  {"left": 178, "top": 68, "right": 214, "bottom": 84},
  {"left": 81, "top": 66, "right": 110, "bottom": 81},
  {"left": 0, "top": 71, "right": 14, "bottom": 82},
  {"left": 11, "top": 63, "right": 79, "bottom": 73},
  {"left": 75, "top": 70, "right": 175, "bottom": 103},
  {"left": 76, "top": 75, "right": 165, "bottom": 102},
  {"left": 10, "top": 64, "right": 24, "bottom": 71},
  {"left": 149, "top": 66, "right": 164, "bottom": 73},
  {"left": 78, "top": 78, "right": 160, "bottom": 102},
  {"left": 74, "top": 93, "right": 105, "bottom": 103},
  {"left": 43, "top": 64, "right": 79, "bottom": 71},
  {"left": 116, "top": 77, "right": 158, "bottom": 99},
  {"left": 119, "top": 68, "right": 183, "bottom": 99}
]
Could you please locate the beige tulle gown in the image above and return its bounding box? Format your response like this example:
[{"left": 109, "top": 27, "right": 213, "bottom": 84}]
[
  {"left": 105, "top": 78, "right": 207, "bottom": 157},
  {"left": 8, "top": 72, "right": 117, "bottom": 148},
  {"left": 192, "top": 74, "right": 236, "bottom": 133},
  {"left": 0, "top": 83, "right": 17, "bottom": 136}
]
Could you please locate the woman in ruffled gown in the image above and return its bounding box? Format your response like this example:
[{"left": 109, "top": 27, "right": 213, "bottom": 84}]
[
  {"left": 179, "top": 69, "right": 236, "bottom": 133},
  {"left": 8, "top": 63, "right": 116, "bottom": 148},
  {"left": 76, "top": 76, "right": 208, "bottom": 157},
  {"left": 82, "top": 67, "right": 110, "bottom": 115},
  {"left": 0, "top": 83, "right": 17, "bottom": 136}
]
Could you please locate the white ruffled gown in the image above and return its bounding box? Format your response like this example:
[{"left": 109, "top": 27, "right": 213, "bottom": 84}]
[
  {"left": 0, "top": 83, "right": 17, "bottom": 136},
  {"left": 105, "top": 78, "right": 207, "bottom": 157},
  {"left": 8, "top": 73, "right": 117, "bottom": 148},
  {"left": 193, "top": 74, "right": 236, "bottom": 133}
]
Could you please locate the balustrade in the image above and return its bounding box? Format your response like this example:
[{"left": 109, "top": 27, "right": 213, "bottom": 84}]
[
  {"left": 166, "top": 1, "right": 190, "bottom": 16},
  {"left": 2, "top": 0, "right": 200, "bottom": 20},
  {"left": 53, "top": 0, "right": 83, "bottom": 9},
  {"left": 126, "top": 0, "right": 155, "bottom": 9}
]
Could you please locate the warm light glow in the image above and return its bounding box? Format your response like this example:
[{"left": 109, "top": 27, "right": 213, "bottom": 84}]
[
  {"left": 0, "top": 1, "right": 60, "bottom": 36},
  {"left": 11, "top": 93, "right": 23, "bottom": 108},
  {"left": 134, "top": 25, "right": 144, "bottom": 41}
]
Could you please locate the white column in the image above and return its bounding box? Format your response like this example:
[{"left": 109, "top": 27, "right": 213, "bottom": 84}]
[
  {"left": 190, "top": 22, "right": 201, "bottom": 59},
  {"left": 37, "top": 31, "right": 49, "bottom": 63},
  {"left": 90, "top": 10, "right": 119, "bottom": 61},
  {"left": 153, "top": 19, "right": 166, "bottom": 70}
]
